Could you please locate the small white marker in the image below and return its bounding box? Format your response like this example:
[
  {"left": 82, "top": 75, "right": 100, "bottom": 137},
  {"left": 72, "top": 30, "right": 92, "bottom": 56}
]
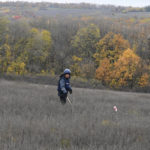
[{"left": 113, "top": 106, "right": 118, "bottom": 112}]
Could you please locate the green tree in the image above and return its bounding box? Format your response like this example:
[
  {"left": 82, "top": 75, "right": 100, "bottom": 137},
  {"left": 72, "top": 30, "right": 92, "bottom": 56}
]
[
  {"left": 71, "top": 24, "right": 100, "bottom": 59},
  {"left": 0, "top": 44, "right": 11, "bottom": 73},
  {"left": 25, "top": 28, "right": 52, "bottom": 73}
]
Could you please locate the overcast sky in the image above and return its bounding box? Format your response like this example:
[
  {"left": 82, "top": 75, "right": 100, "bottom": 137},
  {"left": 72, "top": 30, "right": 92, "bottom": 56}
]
[{"left": 1, "top": 0, "right": 150, "bottom": 7}]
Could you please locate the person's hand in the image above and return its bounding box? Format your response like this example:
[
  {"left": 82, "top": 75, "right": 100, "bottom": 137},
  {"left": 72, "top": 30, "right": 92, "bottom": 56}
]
[{"left": 69, "top": 89, "right": 72, "bottom": 94}]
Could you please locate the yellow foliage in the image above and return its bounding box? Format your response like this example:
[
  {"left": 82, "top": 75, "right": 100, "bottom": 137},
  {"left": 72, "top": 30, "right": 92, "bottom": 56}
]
[
  {"left": 140, "top": 18, "right": 150, "bottom": 23},
  {"left": 25, "top": 28, "right": 52, "bottom": 73},
  {"left": 41, "top": 29, "right": 52, "bottom": 50},
  {"left": 70, "top": 55, "right": 82, "bottom": 76},
  {"left": 70, "top": 63, "right": 81, "bottom": 76},
  {"left": 96, "top": 48, "right": 149, "bottom": 88},
  {"left": 94, "top": 32, "right": 130, "bottom": 64},
  {"left": 0, "top": 8, "right": 10, "bottom": 13},
  {"left": 7, "top": 61, "right": 26, "bottom": 75},
  {"left": 72, "top": 55, "right": 82, "bottom": 62},
  {"left": 31, "top": 28, "right": 39, "bottom": 35},
  {"left": 128, "top": 18, "right": 136, "bottom": 23},
  {"left": 138, "top": 73, "right": 149, "bottom": 87},
  {"left": 71, "top": 24, "right": 100, "bottom": 58},
  {"left": 50, "top": 69, "right": 55, "bottom": 76},
  {"left": 0, "top": 44, "right": 11, "bottom": 72},
  {"left": 111, "top": 49, "right": 142, "bottom": 88},
  {"left": 41, "top": 70, "right": 45, "bottom": 74}
]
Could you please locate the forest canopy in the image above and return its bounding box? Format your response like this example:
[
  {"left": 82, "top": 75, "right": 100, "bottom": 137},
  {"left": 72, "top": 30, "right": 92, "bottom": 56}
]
[{"left": 0, "top": 2, "right": 150, "bottom": 89}]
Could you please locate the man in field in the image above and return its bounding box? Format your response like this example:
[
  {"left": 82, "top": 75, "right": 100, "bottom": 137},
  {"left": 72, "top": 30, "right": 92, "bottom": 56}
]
[{"left": 57, "top": 69, "right": 72, "bottom": 104}]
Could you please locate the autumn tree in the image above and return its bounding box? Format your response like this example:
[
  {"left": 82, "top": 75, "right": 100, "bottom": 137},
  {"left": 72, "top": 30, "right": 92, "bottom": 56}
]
[
  {"left": 96, "top": 48, "right": 149, "bottom": 88},
  {"left": 110, "top": 49, "right": 149, "bottom": 88},
  {"left": 95, "top": 58, "right": 112, "bottom": 85},
  {"left": 70, "top": 55, "right": 82, "bottom": 76},
  {"left": 94, "top": 32, "right": 130, "bottom": 65},
  {"left": 138, "top": 73, "right": 149, "bottom": 87},
  {"left": 7, "top": 61, "right": 26, "bottom": 75},
  {"left": 0, "top": 44, "right": 11, "bottom": 73},
  {"left": 71, "top": 24, "right": 100, "bottom": 59},
  {"left": 25, "top": 28, "right": 52, "bottom": 73}
]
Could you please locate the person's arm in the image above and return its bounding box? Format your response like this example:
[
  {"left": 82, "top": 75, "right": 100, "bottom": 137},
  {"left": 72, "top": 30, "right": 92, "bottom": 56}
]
[{"left": 60, "top": 79, "right": 67, "bottom": 94}]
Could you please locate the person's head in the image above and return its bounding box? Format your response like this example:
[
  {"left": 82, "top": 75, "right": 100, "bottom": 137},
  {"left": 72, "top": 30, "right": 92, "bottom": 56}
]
[
  {"left": 64, "top": 69, "right": 71, "bottom": 78},
  {"left": 65, "top": 74, "right": 70, "bottom": 78}
]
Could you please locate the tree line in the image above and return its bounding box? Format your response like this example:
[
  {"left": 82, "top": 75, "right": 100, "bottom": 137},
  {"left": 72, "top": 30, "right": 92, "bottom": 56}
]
[{"left": 0, "top": 3, "right": 150, "bottom": 89}]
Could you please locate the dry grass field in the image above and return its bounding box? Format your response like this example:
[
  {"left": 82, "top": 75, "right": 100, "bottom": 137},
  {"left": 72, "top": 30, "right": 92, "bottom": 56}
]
[{"left": 0, "top": 79, "right": 150, "bottom": 150}]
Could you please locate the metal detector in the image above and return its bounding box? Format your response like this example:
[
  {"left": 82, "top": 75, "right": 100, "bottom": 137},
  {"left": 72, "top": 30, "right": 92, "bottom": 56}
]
[
  {"left": 67, "top": 96, "right": 72, "bottom": 106},
  {"left": 67, "top": 96, "right": 73, "bottom": 114}
]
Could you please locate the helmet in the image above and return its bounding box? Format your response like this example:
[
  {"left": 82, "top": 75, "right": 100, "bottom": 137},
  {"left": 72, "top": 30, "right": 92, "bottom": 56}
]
[{"left": 64, "top": 68, "right": 71, "bottom": 74}]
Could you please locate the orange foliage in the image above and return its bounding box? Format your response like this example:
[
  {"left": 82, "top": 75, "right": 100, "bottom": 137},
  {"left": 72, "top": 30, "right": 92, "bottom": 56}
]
[
  {"left": 138, "top": 73, "right": 149, "bottom": 87},
  {"left": 111, "top": 49, "right": 148, "bottom": 88},
  {"left": 96, "top": 48, "right": 149, "bottom": 88},
  {"left": 95, "top": 58, "right": 112, "bottom": 85}
]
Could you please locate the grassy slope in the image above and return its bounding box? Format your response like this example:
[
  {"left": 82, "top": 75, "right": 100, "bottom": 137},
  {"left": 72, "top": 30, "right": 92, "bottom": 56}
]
[{"left": 0, "top": 79, "right": 150, "bottom": 150}]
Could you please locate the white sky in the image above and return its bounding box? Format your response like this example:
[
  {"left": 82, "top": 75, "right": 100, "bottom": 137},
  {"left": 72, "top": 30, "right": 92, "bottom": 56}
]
[{"left": 0, "top": 0, "right": 150, "bottom": 7}]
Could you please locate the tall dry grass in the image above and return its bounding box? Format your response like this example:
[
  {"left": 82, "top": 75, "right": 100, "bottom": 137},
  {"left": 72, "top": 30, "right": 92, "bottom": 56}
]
[{"left": 0, "top": 79, "right": 149, "bottom": 150}]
